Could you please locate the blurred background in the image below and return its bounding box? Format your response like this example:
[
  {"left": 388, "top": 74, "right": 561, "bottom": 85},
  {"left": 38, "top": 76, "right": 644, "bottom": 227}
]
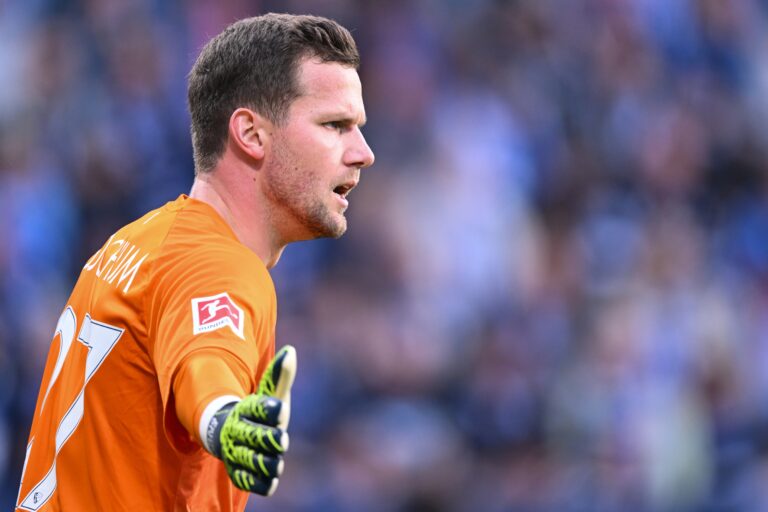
[{"left": 3, "top": 0, "right": 768, "bottom": 510}]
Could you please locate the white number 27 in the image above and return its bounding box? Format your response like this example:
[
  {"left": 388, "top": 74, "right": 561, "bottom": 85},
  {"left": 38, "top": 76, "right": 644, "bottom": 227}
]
[{"left": 17, "top": 306, "right": 124, "bottom": 511}]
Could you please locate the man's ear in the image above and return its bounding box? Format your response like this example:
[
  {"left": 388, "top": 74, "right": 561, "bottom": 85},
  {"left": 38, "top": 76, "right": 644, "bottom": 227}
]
[{"left": 228, "top": 108, "right": 272, "bottom": 162}]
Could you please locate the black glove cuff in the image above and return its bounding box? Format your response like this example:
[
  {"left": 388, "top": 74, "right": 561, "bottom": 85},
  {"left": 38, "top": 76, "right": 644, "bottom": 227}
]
[{"left": 206, "top": 401, "right": 238, "bottom": 459}]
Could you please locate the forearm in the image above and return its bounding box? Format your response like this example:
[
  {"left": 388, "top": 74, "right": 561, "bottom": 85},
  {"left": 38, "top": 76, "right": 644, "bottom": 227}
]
[
  {"left": 178, "top": 345, "right": 295, "bottom": 496},
  {"left": 172, "top": 349, "right": 253, "bottom": 448}
]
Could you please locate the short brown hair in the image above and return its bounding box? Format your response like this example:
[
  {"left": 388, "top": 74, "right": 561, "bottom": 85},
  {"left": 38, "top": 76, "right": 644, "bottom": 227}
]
[{"left": 188, "top": 13, "right": 360, "bottom": 174}]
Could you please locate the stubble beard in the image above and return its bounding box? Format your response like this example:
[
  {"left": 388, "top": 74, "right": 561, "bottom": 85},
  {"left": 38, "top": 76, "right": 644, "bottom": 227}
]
[{"left": 266, "top": 148, "right": 347, "bottom": 241}]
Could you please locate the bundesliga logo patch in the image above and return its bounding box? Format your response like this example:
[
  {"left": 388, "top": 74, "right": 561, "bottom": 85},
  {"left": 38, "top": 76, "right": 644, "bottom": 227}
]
[{"left": 191, "top": 292, "right": 245, "bottom": 339}]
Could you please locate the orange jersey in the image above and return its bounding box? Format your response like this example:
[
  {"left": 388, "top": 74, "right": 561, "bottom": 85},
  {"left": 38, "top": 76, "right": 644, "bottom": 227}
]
[{"left": 16, "top": 195, "right": 276, "bottom": 511}]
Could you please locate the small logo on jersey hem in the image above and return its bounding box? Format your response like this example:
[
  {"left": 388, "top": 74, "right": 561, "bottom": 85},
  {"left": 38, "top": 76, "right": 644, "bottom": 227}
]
[{"left": 192, "top": 292, "right": 245, "bottom": 340}]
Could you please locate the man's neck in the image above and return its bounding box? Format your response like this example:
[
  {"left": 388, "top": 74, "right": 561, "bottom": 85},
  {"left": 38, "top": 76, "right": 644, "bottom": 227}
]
[{"left": 189, "top": 172, "right": 285, "bottom": 269}]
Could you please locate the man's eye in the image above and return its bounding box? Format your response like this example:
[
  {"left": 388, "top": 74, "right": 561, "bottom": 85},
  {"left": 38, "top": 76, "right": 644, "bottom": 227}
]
[{"left": 324, "top": 122, "right": 348, "bottom": 133}]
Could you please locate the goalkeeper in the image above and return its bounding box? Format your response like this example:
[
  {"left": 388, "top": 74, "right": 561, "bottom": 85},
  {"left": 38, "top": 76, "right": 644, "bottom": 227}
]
[{"left": 17, "top": 13, "right": 374, "bottom": 512}]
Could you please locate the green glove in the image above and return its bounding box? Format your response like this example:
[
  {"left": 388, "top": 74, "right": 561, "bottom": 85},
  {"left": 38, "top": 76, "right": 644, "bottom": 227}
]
[{"left": 206, "top": 345, "right": 297, "bottom": 496}]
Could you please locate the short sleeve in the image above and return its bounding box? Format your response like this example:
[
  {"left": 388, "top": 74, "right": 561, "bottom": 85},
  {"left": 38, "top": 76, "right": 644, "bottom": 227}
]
[{"left": 146, "top": 238, "right": 276, "bottom": 453}]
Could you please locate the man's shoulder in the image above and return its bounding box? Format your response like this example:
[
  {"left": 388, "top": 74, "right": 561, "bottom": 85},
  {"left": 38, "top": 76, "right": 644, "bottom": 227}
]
[
  {"left": 118, "top": 195, "right": 250, "bottom": 261},
  {"left": 146, "top": 196, "right": 271, "bottom": 288},
  {"left": 165, "top": 205, "right": 260, "bottom": 264}
]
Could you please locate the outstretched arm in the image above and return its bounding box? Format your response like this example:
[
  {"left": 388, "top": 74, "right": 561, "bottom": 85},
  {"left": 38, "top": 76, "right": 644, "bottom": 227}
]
[{"left": 173, "top": 345, "right": 297, "bottom": 496}]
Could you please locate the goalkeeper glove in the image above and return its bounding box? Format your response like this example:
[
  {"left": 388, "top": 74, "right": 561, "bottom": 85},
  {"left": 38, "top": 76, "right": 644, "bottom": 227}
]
[{"left": 206, "top": 345, "right": 297, "bottom": 496}]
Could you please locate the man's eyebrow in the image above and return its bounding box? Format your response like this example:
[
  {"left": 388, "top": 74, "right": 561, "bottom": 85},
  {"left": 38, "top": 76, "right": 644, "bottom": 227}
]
[{"left": 325, "top": 113, "right": 367, "bottom": 127}]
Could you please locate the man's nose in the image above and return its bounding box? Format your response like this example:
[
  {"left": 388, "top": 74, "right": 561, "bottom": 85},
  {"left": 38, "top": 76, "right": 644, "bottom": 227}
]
[{"left": 345, "top": 127, "right": 375, "bottom": 169}]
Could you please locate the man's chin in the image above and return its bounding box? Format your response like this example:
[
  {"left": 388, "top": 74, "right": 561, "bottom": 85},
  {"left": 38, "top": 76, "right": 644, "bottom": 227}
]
[
  {"left": 329, "top": 225, "right": 347, "bottom": 239},
  {"left": 307, "top": 214, "right": 347, "bottom": 240},
  {"left": 325, "top": 217, "right": 347, "bottom": 239}
]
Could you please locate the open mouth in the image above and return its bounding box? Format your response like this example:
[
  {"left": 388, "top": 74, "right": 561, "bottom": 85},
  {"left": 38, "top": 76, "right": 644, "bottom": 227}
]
[{"left": 333, "top": 182, "right": 356, "bottom": 199}]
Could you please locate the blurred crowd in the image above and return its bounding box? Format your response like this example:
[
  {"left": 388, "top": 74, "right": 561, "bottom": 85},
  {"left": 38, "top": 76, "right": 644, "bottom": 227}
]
[{"left": 3, "top": 0, "right": 768, "bottom": 510}]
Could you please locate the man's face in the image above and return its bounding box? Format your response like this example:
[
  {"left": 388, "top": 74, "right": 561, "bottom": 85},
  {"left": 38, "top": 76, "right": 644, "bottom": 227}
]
[{"left": 264, "top": 58, "right": 375, "bottom": 241}]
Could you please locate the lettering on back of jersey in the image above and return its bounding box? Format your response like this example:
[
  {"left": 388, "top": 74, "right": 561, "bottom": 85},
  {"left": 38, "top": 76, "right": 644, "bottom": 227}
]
[
  {"left": 191, "top": 293, "right": 245, "bottom": 339},
  {"left": 83, "top": 234, "right": 148, "bottom": 294}
]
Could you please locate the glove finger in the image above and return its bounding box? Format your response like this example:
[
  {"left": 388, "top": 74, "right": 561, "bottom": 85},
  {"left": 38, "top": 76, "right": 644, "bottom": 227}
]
[
  {"left": 236, "top": 394, "right": 282, "bottom": 426},
  {"left": 230, "top": 419, "right": 289, "bottom": 454},
  {"left": 227, "top": 444, "right": 285, "bottom": 477},
  {"left": 227, "top": 465, "right": 279, "bottom": 496},
  {"left": 251, "top": 453, "right": 284, "bottom": 479},
  {"left": 259, "top": 345, "right": 297, "bottom": 400},
  {"left": 258, "top": 345, "right": 296, "bottom": 429}
]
